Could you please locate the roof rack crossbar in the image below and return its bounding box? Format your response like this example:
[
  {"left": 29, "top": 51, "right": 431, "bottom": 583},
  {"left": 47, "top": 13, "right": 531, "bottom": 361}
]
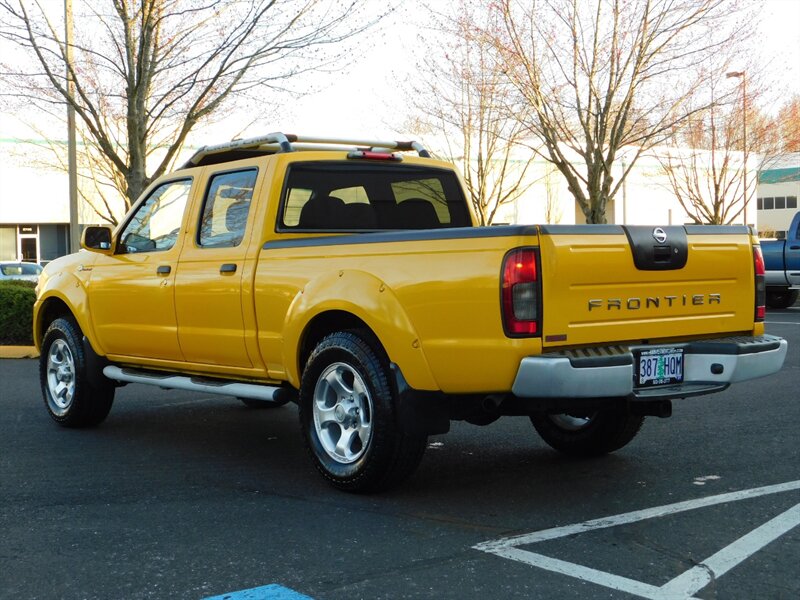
[
  {"left": 182, "top": 132, "right": 295, "bottom": 168},
  {"left": 288, "top": 135, "right": 430, "bottom": 157},
  {"left": 181, "top": 132, "right": 430, "bottom": 168}
]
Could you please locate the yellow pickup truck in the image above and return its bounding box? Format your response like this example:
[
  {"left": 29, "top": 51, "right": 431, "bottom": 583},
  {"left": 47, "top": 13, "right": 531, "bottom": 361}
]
[{"left": 33, "top": 133, "right": 788, "bottom": 492}]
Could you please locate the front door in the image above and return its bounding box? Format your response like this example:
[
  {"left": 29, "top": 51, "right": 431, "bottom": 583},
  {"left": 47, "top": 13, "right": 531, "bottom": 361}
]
[
  {"left": 18, "top": 226, "right": 39, "bottom": 262},
  {"left": 89, "top": 178, "right": 193, "bottom": 360},
  {"left": 174, "top": 168, "right": 258, "bottom": 368}
]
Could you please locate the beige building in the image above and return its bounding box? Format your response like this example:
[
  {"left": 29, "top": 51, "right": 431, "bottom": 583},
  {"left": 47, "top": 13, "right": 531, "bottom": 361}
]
[
  {"left": 0, "top": 138, "right": 72, "bottom": 263},
  {"left": 756, "top": 153, "right": 800, "bottom": 238}
]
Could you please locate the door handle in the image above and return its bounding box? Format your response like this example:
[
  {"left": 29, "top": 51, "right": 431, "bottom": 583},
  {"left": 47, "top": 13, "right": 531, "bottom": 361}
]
[
  {"left": 220, "top": 263, "right": 237, "bottom": 274},
  {"left": 789, "top": 245, "right": 800, "bottom": 250},
  {"left": 157, "top": 265, "right": 171, "bottom": 275}
]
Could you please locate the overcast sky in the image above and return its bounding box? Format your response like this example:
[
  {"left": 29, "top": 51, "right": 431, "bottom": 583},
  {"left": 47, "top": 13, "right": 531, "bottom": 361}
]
[
  {"left": 2, "top": 0, "right": 799, "bottom": 147},
  {"left": 207, "top": 0, "right": 800, "bottom": 143}
]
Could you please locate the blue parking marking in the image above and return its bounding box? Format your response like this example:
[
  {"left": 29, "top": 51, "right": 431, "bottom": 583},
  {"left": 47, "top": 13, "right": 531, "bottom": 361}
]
[{"left": 203, "top": 583, "right": 314, "bottom": 600}]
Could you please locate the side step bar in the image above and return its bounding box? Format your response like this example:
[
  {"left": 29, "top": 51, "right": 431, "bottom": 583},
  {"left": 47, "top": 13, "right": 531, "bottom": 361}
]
[{"left": 102, "top": 366, "right": 293, "bottom": 404}]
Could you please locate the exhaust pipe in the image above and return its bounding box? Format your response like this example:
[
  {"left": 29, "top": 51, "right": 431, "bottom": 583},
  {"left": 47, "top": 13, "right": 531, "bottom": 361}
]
[{"left": 630, "top": 399, "right": 672, "bottom": 418}]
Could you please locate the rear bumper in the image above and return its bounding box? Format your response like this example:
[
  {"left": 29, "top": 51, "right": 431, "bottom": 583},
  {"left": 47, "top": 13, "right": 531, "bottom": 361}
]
[{"left": 511, "top": 335, "right": 788, "bottom": 401}]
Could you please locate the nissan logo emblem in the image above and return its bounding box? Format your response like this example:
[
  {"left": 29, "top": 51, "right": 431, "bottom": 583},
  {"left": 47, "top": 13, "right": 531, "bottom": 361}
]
[{"left": 653, "top": 227, "right": 668, "bottom": 244}]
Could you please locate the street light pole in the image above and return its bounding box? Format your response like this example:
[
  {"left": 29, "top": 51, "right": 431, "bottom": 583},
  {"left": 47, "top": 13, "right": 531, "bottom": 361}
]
[
  {"left": 726, "top": 70, "right": 747, "bottom": 226},
  {"left": 65, "top": 0, "right": 79, "bottom": 253}
]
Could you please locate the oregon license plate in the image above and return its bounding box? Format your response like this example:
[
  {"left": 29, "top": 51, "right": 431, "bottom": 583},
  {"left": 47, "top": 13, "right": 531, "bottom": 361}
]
[{"left": 636, "top": 348, "right": 684, "bottom": 387}]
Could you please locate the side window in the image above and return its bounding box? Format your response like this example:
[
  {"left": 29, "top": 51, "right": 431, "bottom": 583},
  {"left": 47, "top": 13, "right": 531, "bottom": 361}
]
[
  {"left": 119, "top": 179, "right": 191, "bottom": 254},
  {"left": 198, "top": 169, "right": 258, "bottom": 248}
]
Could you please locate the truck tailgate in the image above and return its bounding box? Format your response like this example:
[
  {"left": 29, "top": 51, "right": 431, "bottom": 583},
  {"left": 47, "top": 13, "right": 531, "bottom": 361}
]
[{"left": 539, "top": 225, "right": 756, "bottom": 348}]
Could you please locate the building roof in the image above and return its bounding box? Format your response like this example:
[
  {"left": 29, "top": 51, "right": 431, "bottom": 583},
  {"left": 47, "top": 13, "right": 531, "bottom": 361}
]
[{"left": 759, "top": 167, "right": 800, "bottom": 184}]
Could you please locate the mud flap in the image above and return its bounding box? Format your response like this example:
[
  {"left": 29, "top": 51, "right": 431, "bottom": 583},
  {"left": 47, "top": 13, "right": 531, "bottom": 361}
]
[
  {"left": 82, "top": 336, "right": 113, "bottom": 389},
  {"left": 390, "top": 363, "right": 450, "bottom": 436}
]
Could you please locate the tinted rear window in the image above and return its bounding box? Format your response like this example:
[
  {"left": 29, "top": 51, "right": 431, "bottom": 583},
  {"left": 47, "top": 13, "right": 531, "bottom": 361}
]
[{"left": 279, "top": 162, "right": 471, "bottom": 231}]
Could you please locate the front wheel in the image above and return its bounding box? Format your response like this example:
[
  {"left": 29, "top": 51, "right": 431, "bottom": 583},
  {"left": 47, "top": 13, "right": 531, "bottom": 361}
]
[
  {"left": 40, "top": 317, "right": 114, "bottom": 427},
  {"left": 298, "top": 331, "right": 427, "bottom": 492},
  {"left": 530, "top": 410, "right": 644, "bottom": 457}
]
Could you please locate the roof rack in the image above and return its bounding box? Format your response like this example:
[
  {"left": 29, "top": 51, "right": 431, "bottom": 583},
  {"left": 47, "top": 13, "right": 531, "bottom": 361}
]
[{"left": 181, "top": 132, "right": 431, "bottom": 168}]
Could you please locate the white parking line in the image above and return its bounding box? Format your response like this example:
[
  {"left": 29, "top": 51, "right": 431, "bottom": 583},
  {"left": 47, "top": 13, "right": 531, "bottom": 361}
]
[
  {"left": 659, "top": 503, "right": 800, "bottom": 598},
  {"left": 474, "top": 480, "right": 800, "bottom": 600}
]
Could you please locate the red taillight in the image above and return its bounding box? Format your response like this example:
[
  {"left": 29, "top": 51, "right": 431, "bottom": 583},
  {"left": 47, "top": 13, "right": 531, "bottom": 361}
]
[
  {"left": 501, "top": 248, "right": 540, "bottom": 336},
  {"left": 753, "top": 245, "right": 766, "bottom": 322}
]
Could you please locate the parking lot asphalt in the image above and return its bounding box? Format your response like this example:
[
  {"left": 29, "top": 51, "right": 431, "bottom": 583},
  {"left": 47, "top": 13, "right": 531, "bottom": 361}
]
[{"left": 1, "top": 307, "right": 798, "bottom": 600}]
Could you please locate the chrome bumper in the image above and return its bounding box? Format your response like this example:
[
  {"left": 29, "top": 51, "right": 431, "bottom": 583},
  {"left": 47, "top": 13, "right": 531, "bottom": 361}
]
[{"left": 511, "top": 335, "right": 788, "bottom": 400}]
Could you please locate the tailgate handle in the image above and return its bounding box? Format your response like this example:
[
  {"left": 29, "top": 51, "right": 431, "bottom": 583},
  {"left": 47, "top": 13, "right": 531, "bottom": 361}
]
[
  {"left": 156, "top": 265, "right": 171, "bottom": 275},
  {"left": 653, "top": 246, "right": 672, "bottom": 263},
  {"left": 220, "top": 263, "right": 237, "bottom": 274},
  {"left": 623, "top": 226, "right": 688, "bottom": 271}
]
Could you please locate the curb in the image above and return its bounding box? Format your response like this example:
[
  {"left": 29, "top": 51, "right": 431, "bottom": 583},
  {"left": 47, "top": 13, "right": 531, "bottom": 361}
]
[{"left": 0, "top": 346, "right": 39, "bottom": 359}]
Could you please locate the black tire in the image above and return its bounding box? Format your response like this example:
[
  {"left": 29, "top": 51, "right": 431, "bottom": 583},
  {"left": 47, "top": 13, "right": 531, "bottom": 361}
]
[
  {"left": 766, "top": 289, "right": 799, "bottom": 309},
  {"left": 530, "top": 410, "right": 644, "bottom": 457},
  {"left": 39, "top": 317, "right": 114, "bottom": 428},
  {"left": 239, "top": 397, "right": 291, "bottom": 409},
  {"left": 298, "top": 331, "right": 427, "bottom": 493}
]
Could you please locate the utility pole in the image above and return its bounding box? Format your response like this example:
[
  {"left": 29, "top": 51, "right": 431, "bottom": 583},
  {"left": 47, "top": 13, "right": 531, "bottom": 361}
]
[{"left": 65, "top": 0, "right": 79, "bottom": 252}]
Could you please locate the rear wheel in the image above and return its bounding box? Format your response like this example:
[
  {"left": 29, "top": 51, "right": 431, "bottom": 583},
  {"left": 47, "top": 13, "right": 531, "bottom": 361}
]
[
  {"left": 530, "top": 410, "right": 644, "bottom": 457},
  {"left": 766, "top": 289, "right": 799, "bottom": 309},
  {"left": 40, "top": 317, "right": 114, "bottom": 427},
  {"left": 299, "top": 331, "right": 427, "bottom": 492}
]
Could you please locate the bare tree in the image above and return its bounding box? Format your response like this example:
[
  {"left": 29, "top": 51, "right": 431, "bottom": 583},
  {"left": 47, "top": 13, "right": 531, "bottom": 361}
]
[
  {"left": 408, "top": 1, "right": 537, "bottom": 226},
  {"left": 776, "top": 95, "right": 800, "bottom": 153},
  {"left": 659, "top": 112, "right": 749, "bottom": 225},
  {"left": 0, "top": 0, "right": 382, "bottom": 222},
  {"left": 658, "top": 66, "right": 783, "bottom": 225},
  {"left": 484, "top": 0, "right": 756, "bottom": 223}
]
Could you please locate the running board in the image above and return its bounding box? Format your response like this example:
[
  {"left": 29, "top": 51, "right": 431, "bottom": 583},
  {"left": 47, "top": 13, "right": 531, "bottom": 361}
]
[{"left": 102, "top": 366, "right": 292, "bottom": 404}]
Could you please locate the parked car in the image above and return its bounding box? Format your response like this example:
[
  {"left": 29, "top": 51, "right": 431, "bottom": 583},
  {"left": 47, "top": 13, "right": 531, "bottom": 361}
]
[
  {"left": 761, "top": 211, "right": 800, "bottom": 308},
  {"left": 0, "top": 262, "right": 43, "bottom": 283}
]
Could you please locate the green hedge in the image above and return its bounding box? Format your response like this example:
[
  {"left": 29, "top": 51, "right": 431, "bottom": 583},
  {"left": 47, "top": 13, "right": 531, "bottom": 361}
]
[{"left": 0, "top": 280, "right": 36, "bottom": 345}]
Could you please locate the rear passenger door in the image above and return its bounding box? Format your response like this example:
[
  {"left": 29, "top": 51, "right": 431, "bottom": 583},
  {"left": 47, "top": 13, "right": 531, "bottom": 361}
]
[{"left": 174, "top": 167, "right": 259, "bottom": 368}]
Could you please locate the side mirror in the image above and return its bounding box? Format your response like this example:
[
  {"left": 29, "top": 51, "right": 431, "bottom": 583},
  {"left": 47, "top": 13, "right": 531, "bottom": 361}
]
[{"left": 81, "top": 225, "right": 114, "bottom": 253}]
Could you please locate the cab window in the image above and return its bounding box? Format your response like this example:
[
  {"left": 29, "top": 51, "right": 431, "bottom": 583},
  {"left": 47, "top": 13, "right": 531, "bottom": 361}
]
[
  {"left": 119, "top": 179, "right": 192, "bottom": 254},
  {"left": 279, "top": 162, "right": 470, "bottom": 231},
  {"left": 198, "top": 169, "right": 258, "bottom": 248}
]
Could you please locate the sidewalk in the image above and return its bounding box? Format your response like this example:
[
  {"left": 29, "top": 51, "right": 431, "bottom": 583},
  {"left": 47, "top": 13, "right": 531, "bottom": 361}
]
[{"left": 0, "top": 346, "right": 39, "bottom": 359}]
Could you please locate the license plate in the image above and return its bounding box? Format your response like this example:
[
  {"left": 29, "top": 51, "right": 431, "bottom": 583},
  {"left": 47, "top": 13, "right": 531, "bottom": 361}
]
[{"left": 636, "top": 348, "right": 684, "bottom": 387}]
